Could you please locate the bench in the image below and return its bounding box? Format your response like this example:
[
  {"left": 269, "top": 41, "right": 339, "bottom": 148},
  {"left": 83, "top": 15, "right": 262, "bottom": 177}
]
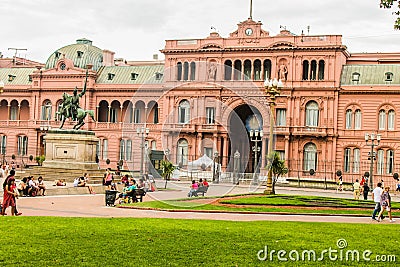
[
  {"left": 126, "top": 188, "right": 146, "bottom": 203},
  {"left": 196, "top": 186, "right": 209, "bottom": 196}
]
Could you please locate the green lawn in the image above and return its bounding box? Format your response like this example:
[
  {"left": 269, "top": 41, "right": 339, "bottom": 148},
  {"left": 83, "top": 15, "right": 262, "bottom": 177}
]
[
  {"left": 0, "top": 217, "right": 398, "bottom": 266},
  {"left": 128, "top": 194, "right": 400, "bottom": 216}
]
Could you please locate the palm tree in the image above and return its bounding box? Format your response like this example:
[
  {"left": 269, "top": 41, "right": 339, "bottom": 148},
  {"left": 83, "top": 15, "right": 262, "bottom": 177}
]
[
  {"left": 267, "top": 152, "right": 288, "bottom": 194},
  {"left": 161, "top": 160, "right": 175, "bottom": 189}
]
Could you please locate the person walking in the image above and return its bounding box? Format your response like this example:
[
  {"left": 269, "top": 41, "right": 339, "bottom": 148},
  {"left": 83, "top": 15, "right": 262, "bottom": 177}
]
[
  {"left": 362, "top": 182, "right": 370, "bottom": 200},
  {"left": 353, "top": 179, "right": 361, "bottom": 200},
  {"left": 372, "top": 182, "right": 384, "bottom": 221},
  {"left": 1, "top": 177, "right": 18, "bottom": 216},
  {"left": 377, "top": 186, "right": 395, "bottom": 223}
]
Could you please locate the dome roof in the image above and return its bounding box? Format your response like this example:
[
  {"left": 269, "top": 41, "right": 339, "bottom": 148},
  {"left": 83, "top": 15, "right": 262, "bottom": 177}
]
[{"left": 45, "top": 38, "right": 103, "bottom": 71}]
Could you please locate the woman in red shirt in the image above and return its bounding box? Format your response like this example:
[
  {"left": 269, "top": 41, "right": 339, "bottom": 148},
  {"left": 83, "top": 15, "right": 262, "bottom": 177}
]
[{"left": 1, "top": 178, "right": 18, "bottom": 216}]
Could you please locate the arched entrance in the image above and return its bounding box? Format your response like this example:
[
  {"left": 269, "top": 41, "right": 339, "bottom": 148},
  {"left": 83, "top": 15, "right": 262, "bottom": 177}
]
[{"left": 228, "top": 104, "right": 264, "bottom": 173}]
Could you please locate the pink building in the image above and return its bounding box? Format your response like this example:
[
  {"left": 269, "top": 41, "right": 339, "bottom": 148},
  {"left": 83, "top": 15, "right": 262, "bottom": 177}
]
[{"left": 0, "top": 19, "right": 399, "bottom": 188}]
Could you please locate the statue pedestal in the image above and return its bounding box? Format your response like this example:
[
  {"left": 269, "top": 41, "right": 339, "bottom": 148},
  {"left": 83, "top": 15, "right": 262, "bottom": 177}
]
[{"left": 43, "top": 129, "right": 99, "bottom": 170}]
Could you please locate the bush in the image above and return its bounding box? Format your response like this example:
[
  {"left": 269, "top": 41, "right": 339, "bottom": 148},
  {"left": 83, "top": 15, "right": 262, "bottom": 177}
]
[{"left": 35, "top": 155, "right": 45, "bottom": 166}]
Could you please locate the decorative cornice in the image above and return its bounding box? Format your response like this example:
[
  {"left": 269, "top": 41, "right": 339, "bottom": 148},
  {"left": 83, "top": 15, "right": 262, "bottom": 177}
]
[{"left": 162, "top": 46, "right": 346, "bottom": 54}]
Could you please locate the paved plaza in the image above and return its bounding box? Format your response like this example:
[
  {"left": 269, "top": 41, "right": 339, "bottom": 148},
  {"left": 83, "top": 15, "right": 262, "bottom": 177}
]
[{"left": 7, "top": 180, "right": 398, "bottom": 224}]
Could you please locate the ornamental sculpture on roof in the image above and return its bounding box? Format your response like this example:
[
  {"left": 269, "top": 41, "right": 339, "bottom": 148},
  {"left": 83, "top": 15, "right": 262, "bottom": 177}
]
[{"left": 56, "top": 66, "right": 96, "bottom": 130}]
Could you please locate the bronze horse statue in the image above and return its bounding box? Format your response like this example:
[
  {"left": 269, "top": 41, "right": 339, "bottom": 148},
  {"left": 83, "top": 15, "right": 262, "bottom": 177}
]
[{"left": 56, "top": 93, "right": 96, "bottom": 130}]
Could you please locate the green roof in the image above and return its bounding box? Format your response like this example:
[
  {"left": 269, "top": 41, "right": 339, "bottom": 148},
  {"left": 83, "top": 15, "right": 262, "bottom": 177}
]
[
  {"left": 341, "top": 64, "right": 400, "bottom": 85},
  {"left": 45, "top": 39, "right": 103, "bottom": 71},
  {"left": 0, "top": 68, "right": 36, "bottom": 85},
  {"left": 96, "top": 65, "right": 164, "bottom": 84}
]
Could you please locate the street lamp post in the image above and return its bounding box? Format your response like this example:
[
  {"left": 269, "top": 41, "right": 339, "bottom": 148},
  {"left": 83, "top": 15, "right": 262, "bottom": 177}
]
[
  {"left": 249, "top": 129, "right": 263, "bottom": 185},
  {"left": 264, "top": 78, "right": 283, "bottom": 194},
  {"left": 365, "top": 133, "right": 381, "bottom": 189},
  {"left": 213, "top": 151, "right": 219, "bottom": 183},
  {"left": 137, "top": 127, "right": 149, "bottom": 177}
]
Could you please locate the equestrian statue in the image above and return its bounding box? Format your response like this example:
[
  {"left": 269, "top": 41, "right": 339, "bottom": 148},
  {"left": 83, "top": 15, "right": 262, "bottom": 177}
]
[{"left": 56, "top": 68, "right": 96, "bottom": 130}]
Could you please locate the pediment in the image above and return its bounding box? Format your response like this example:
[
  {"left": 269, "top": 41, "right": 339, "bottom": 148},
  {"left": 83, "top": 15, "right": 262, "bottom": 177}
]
[
  {"left": 200, "top": 43, "right": 223, "bottom": 50},
  {"left": 269, "top": 42, "right": 296, "bottom": 49}
]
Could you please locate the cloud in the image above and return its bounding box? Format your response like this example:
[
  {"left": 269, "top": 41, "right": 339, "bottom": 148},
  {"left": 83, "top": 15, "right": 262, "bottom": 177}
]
[{"left": 1, "top": 0, "right": 399, "bottom": 62}]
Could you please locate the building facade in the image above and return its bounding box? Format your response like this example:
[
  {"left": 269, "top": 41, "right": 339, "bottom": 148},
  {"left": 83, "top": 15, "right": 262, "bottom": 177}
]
[{"left": 1, "top": 19, "right": 400, "bottom": 187}]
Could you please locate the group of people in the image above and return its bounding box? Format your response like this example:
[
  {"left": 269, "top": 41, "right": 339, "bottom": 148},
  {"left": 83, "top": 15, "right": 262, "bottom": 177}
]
[
  {"left": 115, "top": 176, "right": 147, "bottom": 203},
  {"left": 188, "top": 178, "right": 209, "bottom": 197},
  {"left": 372, "top": 182, "right": 395, "bottom": 222},
  {"left": 17, "top": 176, "right": 46, "bottom": 197},
  {"left": 352, "top": 176, "right": 371, "bottom": 200}
]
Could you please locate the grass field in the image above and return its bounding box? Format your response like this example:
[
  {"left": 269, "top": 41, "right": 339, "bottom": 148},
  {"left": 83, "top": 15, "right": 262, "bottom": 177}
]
[
  {"left": 127, "top": 194, "right": 400, "bottom": 216},
  {"left": 0, "top": 217, "right": 398, "bottom": 266}
]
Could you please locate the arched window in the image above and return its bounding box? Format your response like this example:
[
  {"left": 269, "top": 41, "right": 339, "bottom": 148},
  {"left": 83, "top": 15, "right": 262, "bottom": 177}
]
[
  {"left": 41, "top": 100, "right": 52, "bottom": 121},
  {"left": 19, "top": 100, "right": 30, "bottom": 121},
  {"left": 110, "top": 101, "right": 120, "bottom": 123},
  {"left": 305, "top": 101, "right": 319, "bottom": 127},
  {"left": 122, "top": 101, "right": 133, "bottom": 123},
  {"left": 183, "top": 62, "right": 189, "bottom": 81},
  {"left": 388, "top": 109, "right": 395, "bottom": 130},
  {"left": 190, "top": 62, "right": 196, "bottom": 80},
  {"left": 148, "top": 102, "right": 159, "bottom": 124},
  {"left": 177, "top": 62, "right": 182, "bottom": 81},
  {"left": 303, "top": 143, "right": 317, "bottom": 171},
  {"left": 56, "top": 100, "right": 63, "bottom": 121},
  {"left": 263, "top": 59, "right": 271, "bottom": 81},
  {"left": 178, "top": 100, "right": 190, "bottom": 124},
  {"left": 98, "top": 100, "right": 109, "bottom": 122},
  {"left": 133, "top": 101, "right": 145, "bottom": 124},
  {"left": 224, "top": 60, "right": 232, "bottom": 80},
  {"left": 355, "top": 109, "right": 362, "bottom": 129},
  {"left": 233, "top": 60, "right": 242, "bottom": 80},
  {"left": 378, "top": 109, "right": 386, "bottom": 130},
  {"left": 253, "top": 59, "right": 261, "bottom": 80},
  {"left": 17, "top": 135, "right": 28, "bottom": 156},
  {"left": 310, "top": 60, "right": 317, "bottom": 80},
  {"left": 318, "top": 60, "right": 325, "bottom": 80},
  {"left": 244, "top": 60, "right": 251, "bottom": 80},
  {"left": 302, "top": 60, "right": 309, "bottom": 80},
  {"left": 0, "top": 100, "right": 8, "bottom": 121},
  {"left": 345, "top": 109, "right": 353, "bottom": 129},
  {"left": 177, "top": 139, "right": 188, "bottom": 166},
  {"left": 9, "top": 100, "right": 19, "bottom": 120}
]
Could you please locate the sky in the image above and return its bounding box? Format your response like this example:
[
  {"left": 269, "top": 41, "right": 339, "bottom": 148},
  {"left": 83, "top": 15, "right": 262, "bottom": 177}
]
[{"left": 1, "top": 0, "right": 400, "bottom": 63}]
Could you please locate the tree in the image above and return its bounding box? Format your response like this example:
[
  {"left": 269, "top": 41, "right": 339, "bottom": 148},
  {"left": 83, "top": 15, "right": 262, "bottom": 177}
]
[
  {"left": 161, "top": 160, "right": 175, "bottom": 189},
  {"left": 267, "top": 152, "right": 288, "bottom": 195},
  {"left": 380, "top": 0, "right": 400, "bottom": 29}
]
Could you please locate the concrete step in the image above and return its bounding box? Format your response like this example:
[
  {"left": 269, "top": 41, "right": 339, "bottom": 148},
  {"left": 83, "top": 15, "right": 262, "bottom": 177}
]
[{"left": 17, "top": 166, "right": 107, "bottom": 184}]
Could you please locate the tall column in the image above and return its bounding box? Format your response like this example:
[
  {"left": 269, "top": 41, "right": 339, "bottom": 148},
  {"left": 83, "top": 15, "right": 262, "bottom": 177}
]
[
  {"left": 119, "top": 105, "right": 123, "bottom": 123},
  {"left": 196, "top": 133, "right": 202, "bottom": 158},
  {"left": 222, "top": 134, "right": 229, "bottom": 169},
  {"left": 17, "top": 104, "right": 21, "bottom": 121},
  {"left": 261, "top": 136, "right": 267, "bottom": 167}
]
